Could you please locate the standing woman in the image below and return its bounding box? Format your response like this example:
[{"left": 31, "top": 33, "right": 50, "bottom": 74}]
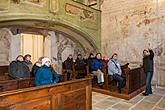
[{"left": 142, "top": 48, "right": 154, "bottom": 96}]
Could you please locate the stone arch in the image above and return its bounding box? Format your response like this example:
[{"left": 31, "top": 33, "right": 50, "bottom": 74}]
[{"left": 0, "top": 19, "right": 99, "bottom": 54}]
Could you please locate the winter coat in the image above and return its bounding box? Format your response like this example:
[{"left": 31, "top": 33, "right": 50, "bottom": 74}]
[
  {"left": 8, "top": 60, "right": 30, "bottom": 79},
  {"left": 64, "top": 58, "right": 74, "bottom": 71},
  {"left": 108, "top": 59, "right": 122, "bottom": 76},
  {"left": 34, "top": 66, "right": 54, "bottom": 86},
  {"left": 90, "top": 58, "right": 104, "bottom": 72}
]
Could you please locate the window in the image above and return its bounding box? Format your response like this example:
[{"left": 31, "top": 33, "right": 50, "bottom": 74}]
[{"left": 21, "top": 33, "right": 44, "bottom": 63}]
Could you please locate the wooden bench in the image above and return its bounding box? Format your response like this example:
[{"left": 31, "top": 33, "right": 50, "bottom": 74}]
[
  {"left": 0, "top": 78, "right": 35, "bottom": 92},
  {"left": 0, "top": 77, "right": 92, "bottom": 110},
  {"left": 92, "top": 64, "right": 146, "bottom": 100},
  {"left": 62, "top": 63, "right": 90, "bottom": 81},
  {"left": 73, "top": 65, "right": 89, "bottom": 79},
  {"left": 0, "top": 66, "right": 9, "bottom": 80}
]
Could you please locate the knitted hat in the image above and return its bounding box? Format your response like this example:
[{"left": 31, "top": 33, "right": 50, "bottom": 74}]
[{"left": 41, "top": 57, "right": 51, "bottom": 66}]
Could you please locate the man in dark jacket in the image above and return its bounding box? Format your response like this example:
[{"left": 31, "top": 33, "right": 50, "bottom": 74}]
[
  {"left": 88, "top": 53, "right": 95, "bottom": 72},
  {"left": 64, "top": 54, "right": 74, "bottom": 80},
  {"left": 75, "top": 54, "right": 86, "bottom": 66},
  {"left": 8, "top": 55, "right": 30, "bottom": 79},
  {"left": 142, "top": 49, "right": 154, "bottom": 96}
]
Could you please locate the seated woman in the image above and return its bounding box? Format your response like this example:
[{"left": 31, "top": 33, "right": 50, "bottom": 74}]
[
  {"left": 90, "top": 53, "right": 104, "bottom": 86},
  {"left": 8, "top": 55, "right": 31, "bottom": 79},
  {"left": 108, "top": 53, "right": 126, "bottom": 93},
  {"left": 34, "top": 57, "right": 59, "bottom": 86}
]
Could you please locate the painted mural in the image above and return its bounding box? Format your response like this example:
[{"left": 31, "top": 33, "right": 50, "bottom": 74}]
[
  {"left": 23, "top": 0, "right": 44, "bottom": 6},
  {"left": 65, "top": 4, "right": 94, "bottom": 20},
  {"left": 101, "top": 0, "right": 165, "bottom": 86},
  {"left": 0, "top": 28, "right": 11, "bottom": 65},
  {"left": 11, "top": 0, "right": 20, "bottom": 4},
  {"left": 0, "top": 28, "right": 85, "bottom": 73}
]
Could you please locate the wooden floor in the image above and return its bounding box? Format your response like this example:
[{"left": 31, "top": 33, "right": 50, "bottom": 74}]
[{"left": 92, "top": 86, "right": 145, "bottom": 100}]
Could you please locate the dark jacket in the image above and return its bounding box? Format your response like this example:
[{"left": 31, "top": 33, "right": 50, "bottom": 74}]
[
  {"left": 8, "top": 60, "right": 30, "bottom": 79},
  {"left": 75, "top": 58, "right": 86, "bottom": 66},
  {"left": 34, "top": 66, "right": 53, "bottom": 86},
  {"left": 31, "top": 64, "right": 40, "bottom": 77},
  {"left": 90, "top": 58, "right": 104, "bottom": 72},
  {"left": 24, "top": 61, "right": 33, "bottom": 72},
  {"left": 64, "top": 58, "right": 74, "bottom": 71},
  {"left": 143, "top": 49, "right": 154, "bottom": 73},
  {"left": 88, "top": 58, "right": 95, "bottom": 72}
]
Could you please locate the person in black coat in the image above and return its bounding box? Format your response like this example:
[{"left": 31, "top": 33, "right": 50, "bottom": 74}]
[
  {"left": 24, "top": 54, "right": 33, "bottom": 72},
  {"left": 142, "top": 48, "right": 154, "bottom": 96},
  {"left": 31, "top": 56, "right": 45, "bottom": 77},
  {"left": 75, "top": 54, "right": 86, "bottom": 66},
  {"left": 64, "top": 54, "right": 74, "bottom": 80},
  {"left": 88, "top": 53, "right": 95, "bottom": 73},
  {"left": 8, "top": 55, "right": 30, "bottom": 79}
]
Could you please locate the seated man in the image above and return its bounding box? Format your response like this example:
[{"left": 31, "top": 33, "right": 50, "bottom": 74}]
[
  {"left": 88, "top": 53, "right": 95, "bottom": 73},
  {"left": 64, "top": 54, "right": 74, "bottom": 80},
  {"left": 75, "top": 54, "right": 86, "bottom": 78},
  {"left": 90, "top": 53, "right": 104, "bottom": 86},
  {"left": 8, "top": 55, "right": 31, "bottom": 79},
  {"left": 108, "top": 53, "right": 125, "bottom": 93},
  {"left": 75, "top": 54, "right": 86, "bottom": 66}
]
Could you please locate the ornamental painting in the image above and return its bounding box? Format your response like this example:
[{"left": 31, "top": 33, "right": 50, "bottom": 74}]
[{"left": 0, "top": 28, "right": 11, "bottom": 65}]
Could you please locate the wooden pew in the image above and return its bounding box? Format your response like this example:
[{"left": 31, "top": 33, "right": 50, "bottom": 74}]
[
  {"left": 0, "top": 77, "right": 92, "bottom": 110},
  {"left": 73, "top": 65, "right": 89, "bottom": 79},
  {"left": 0, "top": 80, "right": 18, "bottom": 92},
  {"left": 92, "top": 64, "right": 146, "bottom": 100},
  {"left": 0, "top": 78, "right": 35, "bottom": 92},
  {"left": 62, "top": 63, "right": 90, "bottom": 81},
  {"left": 0, "top": 66, "right": 9, "bottom": 80}
]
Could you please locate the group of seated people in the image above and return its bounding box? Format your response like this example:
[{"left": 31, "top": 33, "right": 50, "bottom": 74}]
[
  {"left": 63, "top": 53, "right": 126, "bottom": 93},
  {"left": 8, "top": 54, "right": 60, "bottom": 86},
  {"left": 8, "top": 52, "right": 125, "bottom": 93}
]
